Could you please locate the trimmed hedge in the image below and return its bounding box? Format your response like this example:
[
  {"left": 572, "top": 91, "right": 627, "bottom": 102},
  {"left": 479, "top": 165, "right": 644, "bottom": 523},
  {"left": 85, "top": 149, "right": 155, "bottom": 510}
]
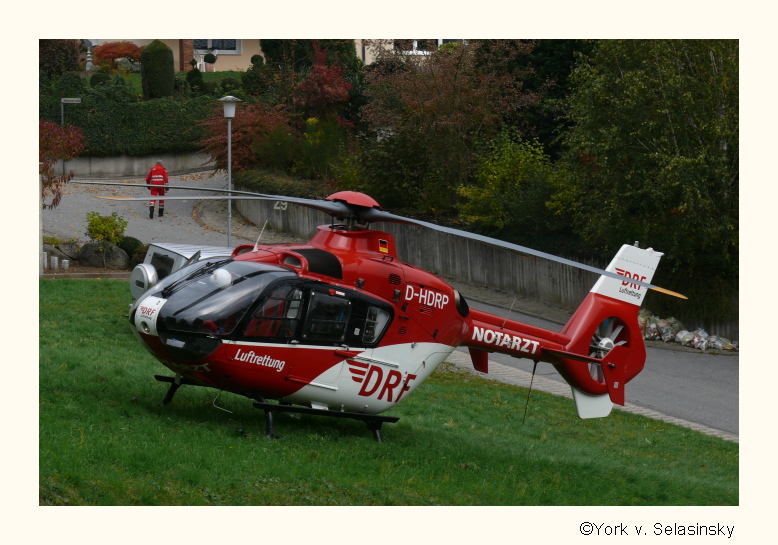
[
  {"left": 141, "top": 40, "right": 175, "bottom": 99},
  {"left": 234, "top": 169, "right": 330, "bottom": 199},
  {"left": 40, "top": 94, "right": 219, "bottom": 157}
]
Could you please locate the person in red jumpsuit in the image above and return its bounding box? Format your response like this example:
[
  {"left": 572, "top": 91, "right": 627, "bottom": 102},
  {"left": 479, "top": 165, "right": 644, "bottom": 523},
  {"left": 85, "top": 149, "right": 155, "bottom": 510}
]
[{"left": 146, "top": 160, "right": 169, "bottom": 218}]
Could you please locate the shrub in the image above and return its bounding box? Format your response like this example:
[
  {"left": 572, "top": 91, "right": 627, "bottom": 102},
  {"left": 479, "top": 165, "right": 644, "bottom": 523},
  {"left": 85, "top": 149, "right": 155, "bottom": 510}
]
[
  {"left": 458, "top": 132, "right": 568, "bottom": 248},
  {"left": 186, "top": 67, "right": 205, "bottom": 92},
  {"left": 85, "top": 212, "right": 128, "bottom": 246},
  {"left": 90, "top": 72, "right": 111, "bottom": 87},
  {"left": 40, "top": 119, "right": 88, "bottom": 210},
  {"left": 251, "top": 124, "right": 299, "bottom": 172},
  {"left": 199, "top": 102, "right": 291, "bottom": 172},
  {"left": 242, "top": 65, "right": 274, "bottom": 96},
  {"left": 39, "top": 40, "right": 81, "bottom": 77},
  {"left": 220, "top": 76, "right": 240, "bottom": 93},
  {"left": 293, "top": 117, "right": 348, "bottom": 180},
  {"left": 250, "top": 54, "right": 264, "bottom": 66},
  {"left": 39, "top": 95, "right": 216, "bottom": 157},
  {"left": 234, "top": 170, "right": 329, "bottom": 199},
  {"left": 131, "top": 244, "right": 150, "bottom": 267},
  {"left": 140, "top": 40, "right": 175, "bottom": 99},
  {"left": 53, "top": 72, "right": 87, "bottom": 100},
  {"left": 204, "top": 53, "right": 217, "bottom": 64},
  {"left": 118, "top": 236, "right": 143, "bottom": 259},
  {"left": 85, "top": 75, "right": 139, "bottom": 103}
]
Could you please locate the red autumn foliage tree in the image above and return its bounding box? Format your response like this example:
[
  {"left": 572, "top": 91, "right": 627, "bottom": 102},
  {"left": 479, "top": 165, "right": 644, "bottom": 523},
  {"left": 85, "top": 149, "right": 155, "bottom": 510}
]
[
  {"left": 294, "top": 43, "right": 352, "bottom": 119},
  {"left": 199, "top": 103, "right": 291, "bottom": 172},
  {"left": 39, "top": 119, "right": 88, "bottom": 210},
  {"left": 92, "top": 41, "right": 143, "bottom": 66}
]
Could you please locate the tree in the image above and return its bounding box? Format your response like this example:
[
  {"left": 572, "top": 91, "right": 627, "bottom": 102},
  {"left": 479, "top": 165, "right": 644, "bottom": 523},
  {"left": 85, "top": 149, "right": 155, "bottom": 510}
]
[
  {"left": 198, "top": 103, "right": 291, "bottom": 172},
  {"left": 39, "top": 119, "right": 88, "bottom": 209},
  {"left": 503, "top": 39, "right": 594, "bottom": 159},
  {"left": 360, "top": 39, "right": 541, "bottom": 212},
  {"left": 294, "top": 43, "right": 353, "bottom": 119},
  {"left": 552, "top": 39, "right": 738, "bottom": 316},
  {"left": 92, "top": 41, "right": 142, "bottom": 68},
  {"left": 458, "top": 131, "right": 570, "bottom": 251},
  {"left": 39, "top": 40, "right": 81, "bottom": 77},
  {"left": 140, "top": 40, "right": 175, "bottom": 99}
]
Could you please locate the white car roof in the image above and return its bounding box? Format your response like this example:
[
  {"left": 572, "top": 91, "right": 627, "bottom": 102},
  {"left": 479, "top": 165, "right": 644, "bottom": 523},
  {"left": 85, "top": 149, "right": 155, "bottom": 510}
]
[{"left": 148, "top": 242, "right": 234, "bottom": 260}]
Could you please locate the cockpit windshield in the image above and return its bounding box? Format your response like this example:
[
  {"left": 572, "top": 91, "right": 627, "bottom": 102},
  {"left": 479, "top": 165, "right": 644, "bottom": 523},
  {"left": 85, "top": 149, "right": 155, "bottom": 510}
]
[{"left": 150, "top": 259, "right": 296, "bottom": 336}]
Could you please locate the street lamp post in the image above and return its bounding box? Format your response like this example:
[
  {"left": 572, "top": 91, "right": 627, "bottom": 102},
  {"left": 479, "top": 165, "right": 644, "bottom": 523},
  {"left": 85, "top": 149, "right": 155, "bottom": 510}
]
[{"left": 218, "top": 95, "right": 242, "bottom": 247}]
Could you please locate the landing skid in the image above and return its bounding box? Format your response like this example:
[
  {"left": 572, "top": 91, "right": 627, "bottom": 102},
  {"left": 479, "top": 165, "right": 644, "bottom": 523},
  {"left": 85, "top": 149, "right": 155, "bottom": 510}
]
[
  {"left": 252, "top": 398, "right": 400, "bottom": 442},
  {"left": 153, "top": 375, "right": 399, "bottom": 441}
]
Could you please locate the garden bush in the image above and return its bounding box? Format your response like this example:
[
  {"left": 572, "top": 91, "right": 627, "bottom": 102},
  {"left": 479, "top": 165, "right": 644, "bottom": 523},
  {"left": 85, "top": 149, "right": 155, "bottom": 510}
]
[
  {"left": 234, "top": 169, "right": 329, "bottom": 199},
  {"left": 85, "top": 212, "right": 128, "bottom": 246},
  {"left": 141, "top": 40, "right": 175, "bottom": 99},
  {"left": 186, "top": 68, "right": 205, "bottom": 92},
  {"left": 118, "top": 236, "right": 143, "bottom": 260},
  {"left": 90, "top": 72, "right": 111, "bottom": 87},
  {"left": 220, "top": 76, "right": 240, "bottom": 93},
  {"left": 39, "top": 94, "right": 217, "bottom": 157}
]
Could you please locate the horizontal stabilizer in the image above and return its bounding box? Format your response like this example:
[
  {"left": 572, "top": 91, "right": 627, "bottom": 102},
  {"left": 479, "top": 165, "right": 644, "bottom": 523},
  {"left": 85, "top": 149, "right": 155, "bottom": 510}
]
[
  {"left": 571, "top": 385, "right": 613, "bottom": 419},
  {"left": 468, "top": 348, "right": 489, "bottom": 373}
]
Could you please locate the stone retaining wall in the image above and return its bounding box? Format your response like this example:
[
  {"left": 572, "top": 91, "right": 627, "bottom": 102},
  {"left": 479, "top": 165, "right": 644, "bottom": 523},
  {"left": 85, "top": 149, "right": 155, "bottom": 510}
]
[{"left": 55, "top": 152, "right": 216, "bottom": 179}]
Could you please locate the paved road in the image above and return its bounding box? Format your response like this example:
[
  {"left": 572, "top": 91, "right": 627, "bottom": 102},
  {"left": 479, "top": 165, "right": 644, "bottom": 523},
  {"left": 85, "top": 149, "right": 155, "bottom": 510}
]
[
  {"left": 42, "top": 172, "right": 300, "bottom": 247},
  {"left": 42, "top": 174, "right": 739, "bottom": 440}
]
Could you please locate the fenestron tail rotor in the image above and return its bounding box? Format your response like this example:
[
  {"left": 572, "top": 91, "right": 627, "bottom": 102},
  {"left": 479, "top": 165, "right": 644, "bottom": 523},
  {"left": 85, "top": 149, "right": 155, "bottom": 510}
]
[{"left": 588, "top": 317, "right": 628, "bottom": 383}]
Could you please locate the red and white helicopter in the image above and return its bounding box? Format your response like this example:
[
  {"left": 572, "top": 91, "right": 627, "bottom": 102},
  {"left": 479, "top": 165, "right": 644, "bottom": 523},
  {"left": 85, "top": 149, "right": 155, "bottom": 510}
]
[{"left": 84, "top": 183, "right": 685, "bottom": 441}]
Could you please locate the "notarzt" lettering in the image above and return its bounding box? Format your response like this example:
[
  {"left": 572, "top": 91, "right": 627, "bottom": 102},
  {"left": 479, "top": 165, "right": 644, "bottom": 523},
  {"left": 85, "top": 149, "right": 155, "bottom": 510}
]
[{"left": 471, "top": 326, "right": 539, "bottom": 354}]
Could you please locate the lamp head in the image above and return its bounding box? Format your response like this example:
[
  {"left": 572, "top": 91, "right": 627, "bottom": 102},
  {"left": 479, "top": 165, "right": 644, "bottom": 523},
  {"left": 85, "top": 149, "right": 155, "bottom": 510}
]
[{"left": 218, "top": 95, "right": 243, "bottom": 118}]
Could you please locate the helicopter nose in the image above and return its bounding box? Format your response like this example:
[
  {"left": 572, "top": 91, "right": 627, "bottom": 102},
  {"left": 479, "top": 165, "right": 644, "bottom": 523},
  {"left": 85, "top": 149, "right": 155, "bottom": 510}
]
[{"left": 134, "top": 295, "right": 167, "bottom": 336}]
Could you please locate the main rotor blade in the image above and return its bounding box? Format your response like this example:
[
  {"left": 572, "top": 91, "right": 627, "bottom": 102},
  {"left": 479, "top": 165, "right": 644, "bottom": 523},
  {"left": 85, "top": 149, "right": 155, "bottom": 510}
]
[
  {"left": 72, "top": 181, "right": 278, "bottom": 198},
  {"left": 93, "top": 194, "right": 352, "bottom": 219},
  {"left": 359, "top": 209, "right": 686, "bottom": 299}
]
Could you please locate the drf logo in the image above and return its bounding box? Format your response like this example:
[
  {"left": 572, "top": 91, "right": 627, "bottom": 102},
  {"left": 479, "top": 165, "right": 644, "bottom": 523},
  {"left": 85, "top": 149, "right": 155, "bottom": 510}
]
[
  {"left": 348, "top": 361, "right": 417, "bottom": 402},
  {"left": 139, "top": 306, "right": 158, "bottom": 318},
  {"left": 615, "top": 268, "right": 647, "bottom": 290},
  {"left": 404, "top": 285, "right": 450, "bottom": 309}
]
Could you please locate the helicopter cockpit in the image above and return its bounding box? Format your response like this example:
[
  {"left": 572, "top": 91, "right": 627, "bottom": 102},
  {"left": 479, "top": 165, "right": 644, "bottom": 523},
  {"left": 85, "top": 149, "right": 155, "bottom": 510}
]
[{"left": 132, "top": 258, "right": 395, "bottom": 351}]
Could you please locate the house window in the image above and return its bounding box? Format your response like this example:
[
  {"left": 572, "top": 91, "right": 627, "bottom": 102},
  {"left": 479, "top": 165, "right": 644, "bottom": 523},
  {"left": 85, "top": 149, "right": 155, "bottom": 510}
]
[
  {"left": 393, "top": 39, "right": 466, "bottom": 55},
  {"left": 393, "top": 40, "right": 436, "bottom": 55},
  {"left": 193, "top": 39, "right": 241, "bottom": 55}
]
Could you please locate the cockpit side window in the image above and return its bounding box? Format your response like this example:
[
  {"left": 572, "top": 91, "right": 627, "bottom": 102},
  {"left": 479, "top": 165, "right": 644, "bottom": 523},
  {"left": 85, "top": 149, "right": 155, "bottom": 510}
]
[
  {"left": 243, "top": 285, "right": 303, "bottom": 341},
  {"left": 302, "top": 291, "right": 351, "bottom": 343}
]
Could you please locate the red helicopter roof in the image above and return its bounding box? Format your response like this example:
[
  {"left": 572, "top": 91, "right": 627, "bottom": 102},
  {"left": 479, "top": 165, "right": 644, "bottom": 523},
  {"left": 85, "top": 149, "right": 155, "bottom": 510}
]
[{"left": 325, "top": 191, "right": 382, "bottom": 210}]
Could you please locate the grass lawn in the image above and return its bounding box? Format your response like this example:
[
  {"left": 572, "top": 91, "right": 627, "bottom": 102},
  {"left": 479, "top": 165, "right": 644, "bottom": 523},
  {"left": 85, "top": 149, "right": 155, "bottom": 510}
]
[
  {"left": 123, "top": 71, "right": 244, "bottom": 95},
  {"left": 39, "top": 279, "right": 738, "bottom": 506}
]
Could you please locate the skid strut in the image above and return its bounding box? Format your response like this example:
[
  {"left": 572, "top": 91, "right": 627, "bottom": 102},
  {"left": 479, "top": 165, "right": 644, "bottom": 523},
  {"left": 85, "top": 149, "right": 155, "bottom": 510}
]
[
  {"left": 155, "top": 374, "right": 201, "bottom": 405},
  {"left": 252, "top": 396, "right": 399, "bottom": 442},
  {"left": 153, "top": 376, "right": 399, "bottom": 441}
]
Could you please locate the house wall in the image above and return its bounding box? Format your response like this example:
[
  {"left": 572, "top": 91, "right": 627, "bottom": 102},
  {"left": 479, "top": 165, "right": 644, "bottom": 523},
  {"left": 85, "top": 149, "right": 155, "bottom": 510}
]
[{"left": 97, "top": 39, "right": 264, "bottom": 72}]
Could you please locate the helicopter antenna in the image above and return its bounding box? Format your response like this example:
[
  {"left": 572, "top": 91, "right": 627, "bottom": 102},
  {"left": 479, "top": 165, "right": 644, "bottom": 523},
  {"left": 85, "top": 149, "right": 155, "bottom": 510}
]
[
  {"left": 522, "top": 360, "right": 539, "bottom": 425},
  {"left": 253, "top": 221, "right": 269, "bottom": 251},
  {"left": 501, "top": 296, "right": 518, "bottom": 329},
  {"left": 212, "top": 391, "right": 233, "bottom": 413}
]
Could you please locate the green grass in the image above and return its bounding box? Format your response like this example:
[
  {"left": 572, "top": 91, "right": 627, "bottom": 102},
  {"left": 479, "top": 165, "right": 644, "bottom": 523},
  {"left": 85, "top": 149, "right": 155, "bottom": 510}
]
[
  {"left": 123, "top": 71, "right": 244, "bottom": 95},
  {"left": 39, "top": 279, "right": 739, "bottom": 505}
]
